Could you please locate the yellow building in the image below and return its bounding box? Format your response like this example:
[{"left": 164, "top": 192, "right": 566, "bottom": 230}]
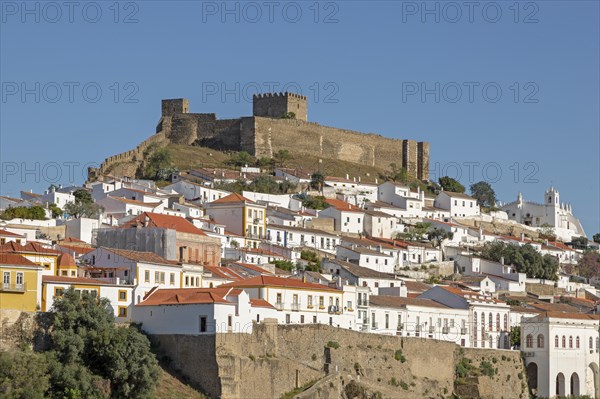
[
  {"left": 0, "top": 253, "right": 43, "bottom": 312},
  {"left": 0, "top": 241, "right": 61, "bottom": 276}
]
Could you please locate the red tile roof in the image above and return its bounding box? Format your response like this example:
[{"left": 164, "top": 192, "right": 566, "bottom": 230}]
[
  {"left": 210, "top": 192, "right": 254, "bottom": 204},
  {"left": 250, "top": 298, "right": 275, "bottom": 309},
  {"left": 231, "top": 262, "right": 271, "bottom": 274},
  {"left": 136, "top": 288, "right": 234, "bottom": 306},
  {"left": 58, "top": 253, "right": 77, "bottom": 267},
  {"left": 203, "top": 265, "right": 243, "bottom": 281},
  {"left": 121, "top": 212, "right": 206, "bottom": 235},
  {"left": 0, "top": 253, "right": 39, "bottom": 266},
  {"left": 324, "top": 198, "right": 363, "bottom": 213},
  {"left": 42, "top": 275, "right": 111, "bottom": 285},
  {"left": 0, "top": 229, "right": 25, "bottom": 238},
  {"left": 220, "top": 275, "right": 340, "bottom": 292},
  {"left": 0, "top": 241, "right": 61, "bottom": 255},
  {"left": 56, "top": 244, "right": 95, "bottom": 255}
]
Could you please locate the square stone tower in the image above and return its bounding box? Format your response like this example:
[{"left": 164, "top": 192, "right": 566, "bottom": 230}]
[
  {"left": 162, "top": 98, "right": 190, "bottom": 116},
  {"left": 252, "top": 92, "right": 307, "bottom": 121}
]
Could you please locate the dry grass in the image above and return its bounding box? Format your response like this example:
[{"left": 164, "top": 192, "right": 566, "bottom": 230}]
[{"left": 153, "top": 367, "right": 207, "bottom": 399}]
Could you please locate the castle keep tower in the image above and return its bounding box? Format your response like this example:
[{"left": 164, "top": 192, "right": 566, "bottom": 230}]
[
  {"left": 162, "top": 98, "right": 189, "bottom": 116},
  {"left": 252, "top": 92, "right": 308, "bottom": 121}
]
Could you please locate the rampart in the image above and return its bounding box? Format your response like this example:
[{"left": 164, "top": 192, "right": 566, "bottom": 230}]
[{"left": 151, "top": 323, "right": 528, "bottom": 399}]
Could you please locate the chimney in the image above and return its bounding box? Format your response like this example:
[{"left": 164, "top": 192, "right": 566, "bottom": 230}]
[
  {"left": 346, "top": 174, "right": 349, "bottom": 180},
  {"left": 520, "top": 232, "right": 525, "bottom": 241}
]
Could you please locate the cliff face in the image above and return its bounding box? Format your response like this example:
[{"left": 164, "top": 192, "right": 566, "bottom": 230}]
[{"left": 151, "top": 322, "right": 529, "bottom": 399}]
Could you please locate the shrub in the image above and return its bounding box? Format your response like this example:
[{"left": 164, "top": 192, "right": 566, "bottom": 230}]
[
  {"left": 325, "top": 341, "right": 340, "bottom": 349},
  {"left": 394, "top": 349, "right": 406, "bottom": 363},
  {"left": 479, "top": 360, "right": 496, "bottom": 377},
  {"left": 311, "top": 353, "right": 317, "bottom": 361}
]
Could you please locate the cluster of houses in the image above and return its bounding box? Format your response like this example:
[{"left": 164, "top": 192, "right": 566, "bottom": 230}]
[{"left": 1, "top": 169, "right": 598, "bottom": 398}]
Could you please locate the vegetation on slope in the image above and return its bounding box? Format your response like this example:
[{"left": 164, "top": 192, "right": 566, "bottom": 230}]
[{"left": 0, "top": 289, "right": 161, "bottom": 399}]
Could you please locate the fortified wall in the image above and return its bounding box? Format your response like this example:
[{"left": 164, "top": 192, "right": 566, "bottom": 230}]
[
  {"left": 151, "top": 323, "right": 528, "bottom": 399},
  {"left": 89, "top": 93, "right": 430, "bottom": 181}
]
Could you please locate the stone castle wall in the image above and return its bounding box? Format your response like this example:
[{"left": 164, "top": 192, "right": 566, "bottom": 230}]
[
  {"left": 151, "top": 323, "right": 528, "bottom": 399},
  {"left": 89, "top": 95, "right": 431, "bottom": 181}
]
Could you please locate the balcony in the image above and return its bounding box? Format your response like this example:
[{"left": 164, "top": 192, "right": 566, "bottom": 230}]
[
  {"left": 429, "top": 326, "right": 436, "bottom": 333},
  {"left": 252, "top": 218, "right": 262, "bottom": 224},
  {"left": 328, "top": 305, "right": 341, "bottom": 315},
  {"left": 461, "top": 328, "right": 468, "bottom": 335},
  {"left": 442, "top": 327, "right": 450, "bottom": 334},
  {"left": 357, "top": 300, "right": 369, "bottom": 307},
  {"left": 291, "top": 302, "right": 300, "bottom": 311},
  {"left": 275, "top": 301, "right": 284, "bottom": 311},
  {"left": 415, "top": 325, "right": 422, "bottom": 332},
  {"left": 0, "top": 283, "right": 26, "bottom": 293},
  {"left": 245, "top": 232, "right": 267, "bottom": 240},
  {"left": 397, "top": 323, "right": 404, "bottom": 331}
]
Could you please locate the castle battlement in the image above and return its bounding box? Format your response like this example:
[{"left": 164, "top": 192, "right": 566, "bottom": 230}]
[{"left": 252, "top": 92, "right": 307, "bottom": 100}]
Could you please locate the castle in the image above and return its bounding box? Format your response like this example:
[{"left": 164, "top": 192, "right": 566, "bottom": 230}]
[{"left": 90, "top": 92, "right": 430, "bottom": 180}]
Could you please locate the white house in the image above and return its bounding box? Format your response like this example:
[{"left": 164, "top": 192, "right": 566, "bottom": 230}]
[
  {"left": 164, "top": 179, "right": 230, "bottom": 204},
  {"left": 319, "top": 199, "right": 365, "bottom": 234},
  {"left": 265, "top": 224, "right": 341, "bottom": 254},
  {"left": 336, "top": 245, "right": 396, "bottom": 274},
  {"left": 323, "top": 258, "right": 403, "bottom": 294},
  {"left": 520, "top": 312, "right": 600, "bottom": 398},
  {"left": 369, "top": 295, "right": 471, "bottom": 347},
  {"left": 434, "top": 191, "right": 480, "bottom": 218},
  {"left": 364, "top": 210, "right": 398, "bottom": 239},
  {"left": 419, "top": 285, "right": 511, "bottom": 349}
]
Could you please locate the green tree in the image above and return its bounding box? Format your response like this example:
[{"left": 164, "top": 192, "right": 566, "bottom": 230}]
[
  {"left": 273, "top": 149, "right": 292, "bottom": 167},
  {"left": 309, "top": 172, "right": 325, "bottom": 193},
  {"left": 272, "top": 259, "right": 295, "bottom": 271},
  {"left": 73, "top": 189, "right": 93, "bottom": 205},
  {"left": 479, "top": 241, "right": 558, "bottom": 280},
  {"left": 280, "top": 112, "right": 296, "bottom": 119},
  {"left": 398, "top": 222, "right": 431, "bottom": 241},
  {"left": 0, "top": 206, "right": 47, "bottom": 220},
  {"left": 144, "top": 148, "right": 176, "bottom": 180},
  {"left": 47, "top": 289, "right": 160, "bottom": 398},
  {"left": 593, "top": 233, "right": 600, "bottom": 244},
  {"left": 426, "top": 227, "right": 454, "bottom": 248},
  {"left": 470, "top": 181, "right": 496, "bottom": 208},
  {"left": 49, "top": 203, "right": 63, "bottom": 218},
  {"left": 226, "top": 151, "right": 254, "bottom": 167},
  {"left": 510, "top": 326, "right": 521, "bottom": 348},
  {"left": 64, "top": 201, "right": 104, "bottom": 219},
  {"left": 438, "top": 176, "right": 465, "bottom": 193},
  {"left": 301, "top": 195, "right": 329, "bottom": 210},
  {"left": 0, "top": 350, "right": 50, "bottom": 399},
  {"left": 571, "top": 236, "right": 588, "bottom": 250}
]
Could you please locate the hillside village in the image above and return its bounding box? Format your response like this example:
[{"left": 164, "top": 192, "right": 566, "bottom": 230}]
[{"left": 1, "top": 95, "right": 600, "bottom": 399}]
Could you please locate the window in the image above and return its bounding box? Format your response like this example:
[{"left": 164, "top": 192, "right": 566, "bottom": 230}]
[
  {"left": 118, "top": 290, "right": 127, "bottom": 301},
  {"left": 228, "top": 315, "right": 233, "bottom": 328},
  {"left": 526, "top": 334, "right": 533, "bottom": 348},
  {"left": 0, "top": 238, "right": 4, "bottom": 245},
  {"left": 385, "top": 314, "right": 389, "bottom": 329},
  {"left": 562, "top": 336, "right": 566, "bottom": 348},
  {"left": 319, "top": 296, "right": 324, "bottom": 308},
  {"left": 285, "top": 314, "right": 290, "bottom": 324},
  {"left": 488, "top": 313, "right": 493, "bottom": 330},
  {"left": 347, "top": 301, "right": 353, "bottom": 310},
  {"left": 537, "top": 334, "right": 544, "bottom": 348},
  {"left": 54, "top": 287, "right": 64, "bottom": 297},
  {"left": 496, "top": 314, "right": 500, "bottom": 331},
  {"left": 199, "top": 316, "right": 207, "bottom": 332},
  {"left": 276, "top": 293, "right": 282, "bottom": 304},
  {"left": 569, "top": 336, "right": 573, "bottom": 348},
  {"left": 503, "top": 314, "right": 508, "bottom": 331},
  {"left": 118, "top": 307, "right": 127, "bottom": 317},
  {"left": 170, "top": 273, "right": 175, "bottom": 285},
  {"left": 144, "top": 270, "right": 150, "bottom": 283},
  {"left": 185, "top": 276, "right": 190, "bottom": 286},
  {"left": 555, "top": 335, "right": 559, "bottom": 348},
  {"left": 576, "top": 336, "right": 580, "bottom": 349},
  {"left": 308, "top": 296, "right": 313, "bottom": 307},
  {"left": 3, "top": 272, "right": 10, "bottom": 286},
  {"left": 313, "top": 315, "right": 317, "bottom": 323},
  {"left": 61, "top": 270, "right": 68, "bottom": 276},
  {"left": 300, "top": 315, "right": 304, "bottom": 324},
  {"left": 590, "top": 337, "right": 593, "bottom": 349}
]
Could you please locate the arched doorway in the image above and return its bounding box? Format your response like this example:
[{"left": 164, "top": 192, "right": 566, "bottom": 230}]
[
  {"left": 526, "top": 362, "right": 538, "bottom": 394},
  {"left": 556, "top": 373, "right": 566, "bottom": 397},
  {"left": 587, "top": 363, "right": 599, "bottom": 398},
  {"left": 570, "top": 372, "right": 580, "bottom": 396}
]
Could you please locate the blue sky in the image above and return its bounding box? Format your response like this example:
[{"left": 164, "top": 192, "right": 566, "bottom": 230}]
[{"left": 1, "top": 1, "right": 598, "bottom": 236}]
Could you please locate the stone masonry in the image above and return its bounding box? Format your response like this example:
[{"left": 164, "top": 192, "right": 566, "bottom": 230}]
[{"left": 90, "top": 93, "right": 430, "bottom": 181}]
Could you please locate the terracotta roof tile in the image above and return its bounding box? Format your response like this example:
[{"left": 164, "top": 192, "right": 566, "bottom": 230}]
[
  {"left": 0, "top": 253, "right": 39, "bottom": 266},
  {"left": 121, "top": 212, "right": 206, "bottom": 235},
  {"left": 100, "top": 247, "right": 179, "bottom": 265},
  {"left": 210, "top": 192, "right": 254, "bottom": 204},
  {"left": 136, "top": 288, "right": 233, "bottom": 306},
  {"left": 0, "top": 229, "right": 25, "bottom": 238},
  {"left": 221, "top": 275, "right": 340, "bottom": 292},
  {"left": 324, "top": 198, "right": 363, "bottom": 213}
]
